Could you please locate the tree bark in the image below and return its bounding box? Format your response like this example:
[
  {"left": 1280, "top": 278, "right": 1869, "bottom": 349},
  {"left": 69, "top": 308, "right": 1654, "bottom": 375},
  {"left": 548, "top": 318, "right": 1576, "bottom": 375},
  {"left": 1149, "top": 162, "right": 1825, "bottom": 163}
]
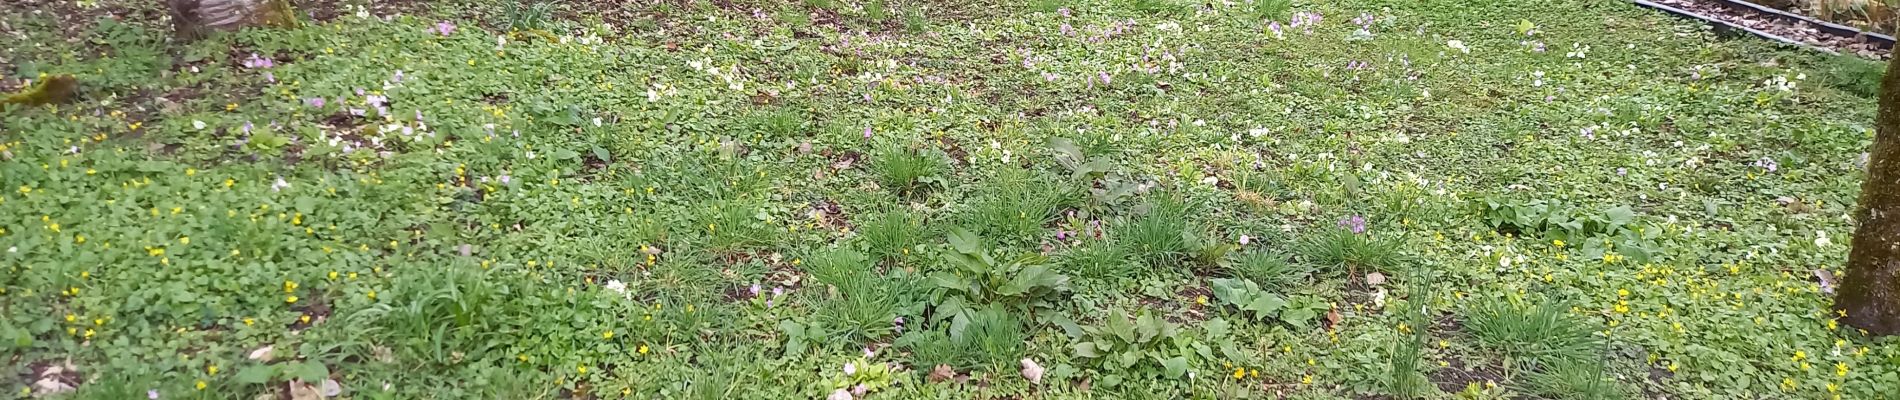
[
  {"left": 165, "top": 0, "right": 299, "bottom": 40},
  {"left": 1838, "top": 54, "right": 1900, "bottom": 336}
]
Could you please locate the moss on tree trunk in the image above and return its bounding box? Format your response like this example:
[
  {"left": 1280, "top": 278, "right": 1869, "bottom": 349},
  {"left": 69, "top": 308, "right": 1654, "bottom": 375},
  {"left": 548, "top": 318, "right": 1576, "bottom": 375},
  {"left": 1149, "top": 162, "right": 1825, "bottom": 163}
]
[
  {"left": 1837, "top": 53, "right": 1900, "bottom": 336},
  {"left": 166, "top": 0, "right": 299, "bottom": 40}
]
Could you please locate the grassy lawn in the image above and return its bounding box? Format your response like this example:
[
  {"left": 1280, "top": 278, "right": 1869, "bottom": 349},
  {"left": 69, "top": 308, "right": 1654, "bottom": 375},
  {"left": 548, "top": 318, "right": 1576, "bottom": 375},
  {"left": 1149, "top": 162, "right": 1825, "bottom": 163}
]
[{"left": 3, "top": 0, "right": 1897, "bottom": 398}]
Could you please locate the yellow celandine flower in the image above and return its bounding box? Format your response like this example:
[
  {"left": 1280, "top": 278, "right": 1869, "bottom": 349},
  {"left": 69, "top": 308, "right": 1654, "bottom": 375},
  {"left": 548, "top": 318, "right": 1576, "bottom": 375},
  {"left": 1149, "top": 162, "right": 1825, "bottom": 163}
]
[
  {"left": 1195, "top": 296, "right": 1208, "bottom": 306},
  {"left": 603, "top": 330, "right": 613, "bottom": 339},
  {"left": 243, "top": 318, "right": 254, "bottom": 326},
  {"left": 367, "top": 290, "right": 377, "bottom": 300},
  {"left": 577, "top": 365, "right": 586, "bottom": 374},
  {"left": 286, "top": 295, "right": 299, "bottom": 304},
  {"left": 638, "top": 345, "right": 649, "bottom": 354},
  {"left": 284, "top": 280, "right": 299, "bottom": 293},
  {"left": 208, "top": 365, "right": 219, "bottom": 375},
  {"left": 196, "top": 380, "right": 207, "bottom": 390},
  {"left": 1232, "top": 368, "right": 1245, "bottom": 379},
  {"left": 1301, "top": 375, "right": 1313, "bottom": 385},
  {"left": 1837, "top": 362, "right": 1848, "bottom": 376},
  {"left": 1794, "top": 351, "right": 1807, "bottom": 362},
  {"left": 66, "top": 314, "right": 76, "bottom": 323}
]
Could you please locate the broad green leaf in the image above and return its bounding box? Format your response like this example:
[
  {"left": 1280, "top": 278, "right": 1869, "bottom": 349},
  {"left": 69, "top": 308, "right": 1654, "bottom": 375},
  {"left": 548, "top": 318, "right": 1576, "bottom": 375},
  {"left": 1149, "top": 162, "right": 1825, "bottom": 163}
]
[
  {"left": 236, "top": 365, "right": 276, "bottom": 384},
  {"left": 947, "top": 228, "right": 983, "bottom": 254},
  {"left": 1160, "top": 356, "right": 1189, "bottom": 379},
  {"left": 1072, "top": 342, "right": 1101, "bottom": 358}
]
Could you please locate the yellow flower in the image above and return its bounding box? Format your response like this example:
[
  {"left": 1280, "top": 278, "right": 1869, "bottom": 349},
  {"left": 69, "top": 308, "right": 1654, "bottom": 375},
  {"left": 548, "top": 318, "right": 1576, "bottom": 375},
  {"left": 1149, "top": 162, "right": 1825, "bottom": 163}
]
[
  {"left": 207, "top": 365, "right": 219, "bottom": 375},
  {"left": 577, "top": 365, "right": 587, "bottom": 374},
  {"left": 285, "top": 295, "right": 299, "bottom": 304},
  {"left": 367, "top": 290, "right": 377, "bottom": 300},
  {"left": 185, "top": 168, "right": 196, "bottom": 176},
  {"left": 1793, "top": 351, "right": 1806, "bottom": 362},
  {"left": 1301, "top": 375, "right": 1313, "bottom": 385},
  {"left": 196, "top": 380, "right": 207, "bottom": 390},
  {"left": 1232, "top": 367, "right": 1245, "bottom": 379},
  {"left": 603, "top": 330, "right": 614, "bottom": 339},
  {"left": 638, "top": 344, "right": 649, "bottom": 354},
  {"left": 1195, "top": 296, "right": 1208, "bottom": 306},
  {"left": 1836, "top": 362, "right": 1848, "bottom": 377},
  {"left": 243, "top": 318, "right": 254, "bottom": 326},
  {"left": 1617, "top": 288, "right": 1630, "bottom": 298},
  {"left": 179, "top": 236, "right": 189, "bottom": 245}
]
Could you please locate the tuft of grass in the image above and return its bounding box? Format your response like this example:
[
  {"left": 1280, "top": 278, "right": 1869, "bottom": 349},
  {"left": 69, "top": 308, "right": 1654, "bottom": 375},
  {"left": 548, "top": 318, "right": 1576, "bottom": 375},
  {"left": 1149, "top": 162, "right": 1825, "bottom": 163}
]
[
  {"left": 1250, "top": 0, "right": 1292, "bottom": 19},
  {"left": 346, "top": 265, "right": 510, "bottom": 368},
  {"left": 1225, "top": 250, "right": 1306, "bottom": 290},
  {"left": 857, "top": 209, "right": 930, "bottom": 261},
  {"left": 1061, "top": 238, "right": 1132, "bottom": 280},
  {"left": 1115, "top": 196, "right": 1194, "bottom": 267},
  {"left": 870, "top": 143, "right": 946, "bottom": 196},
  {"left": 1465, "top": 300, "right": 1602, "bottom": 364},
  {"left": 1519, "top": 359, "right": 1627, "bottom": 400},
  {"left": 900, "top": 4, "right": 928, "bottom": 33},
  {"left": 1818, "top": 54, "right": 1884, "bottom": 98},
  {"left": 1382, "top": 333, "right": 1433, "bottom": 399},
  {"left": 806, "top": 249, "right": 913, "bottom": 341},
  {"left": 705, "top": 200, "right": 780, "bottom": 250},
  {"left": 901, "top": 306, "right": 1023, "bottom": 373},
  {"left": 745, "top": 107, "right": 810, "bottom": 142},
  {"left": 963, "top": 168, "right": 1075, "bottom": 243},
  {"left": 502, "top": 0, "right": 562, "bottom": 31},
  {"left": 1297, "top": 227, "right": 1401, "bottom": 275}
]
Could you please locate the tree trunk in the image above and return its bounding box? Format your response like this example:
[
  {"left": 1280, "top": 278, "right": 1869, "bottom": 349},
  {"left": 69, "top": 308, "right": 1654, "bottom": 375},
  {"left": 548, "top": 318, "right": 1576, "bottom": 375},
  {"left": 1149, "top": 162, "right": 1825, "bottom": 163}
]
[
  {"left": 1837, "top": 54, "right": 1900, "bottom": 336},
  {"left": 165, "top": 0, "right": 299, "bottom": 40}
]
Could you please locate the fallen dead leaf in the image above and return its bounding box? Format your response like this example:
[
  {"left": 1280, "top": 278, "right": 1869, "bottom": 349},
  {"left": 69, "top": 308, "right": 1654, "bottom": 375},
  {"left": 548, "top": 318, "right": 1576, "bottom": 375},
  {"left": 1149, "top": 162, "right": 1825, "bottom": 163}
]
[{"left": 928, "top": 364, "right": 956, "bottom": 383}]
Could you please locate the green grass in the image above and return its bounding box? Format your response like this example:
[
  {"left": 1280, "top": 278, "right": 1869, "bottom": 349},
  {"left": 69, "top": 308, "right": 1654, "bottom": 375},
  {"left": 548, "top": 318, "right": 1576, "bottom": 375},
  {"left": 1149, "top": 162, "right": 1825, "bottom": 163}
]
[
  {"left": 2, "top": 0, "right": 1898, "bottom": 398},
  {"left": 1465, "top": 299, "right": 1602, "bottom": 364}
]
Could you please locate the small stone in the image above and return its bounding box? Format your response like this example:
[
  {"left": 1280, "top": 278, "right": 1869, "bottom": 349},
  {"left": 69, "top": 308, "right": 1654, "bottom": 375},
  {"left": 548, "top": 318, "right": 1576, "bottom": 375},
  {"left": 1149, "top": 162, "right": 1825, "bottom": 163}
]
[
  {"left": 319, "top": 380, "right": 342, "bottom": 397},
  {"left": 1020, "top": 358, "right": 1044, "bottom": 384},
  {"left": 247, "top": 345, "right": 275, "bottom": 362},
  {"left": 1365, "top": 272, "right": 1386, "bottom": 286}
]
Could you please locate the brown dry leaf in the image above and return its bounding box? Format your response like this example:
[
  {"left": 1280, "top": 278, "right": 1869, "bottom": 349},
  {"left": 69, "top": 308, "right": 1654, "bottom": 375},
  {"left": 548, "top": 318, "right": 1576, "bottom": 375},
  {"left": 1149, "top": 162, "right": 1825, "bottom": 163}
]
[
  {"left": 1325, "top": 306, "right": 1343, "bottom": 330},
  {"left": 288, "top": 380, "right": 323, "bottom": 400},
  {"left": 928, "top": 364, "right": 956, "bottom": 383}
]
